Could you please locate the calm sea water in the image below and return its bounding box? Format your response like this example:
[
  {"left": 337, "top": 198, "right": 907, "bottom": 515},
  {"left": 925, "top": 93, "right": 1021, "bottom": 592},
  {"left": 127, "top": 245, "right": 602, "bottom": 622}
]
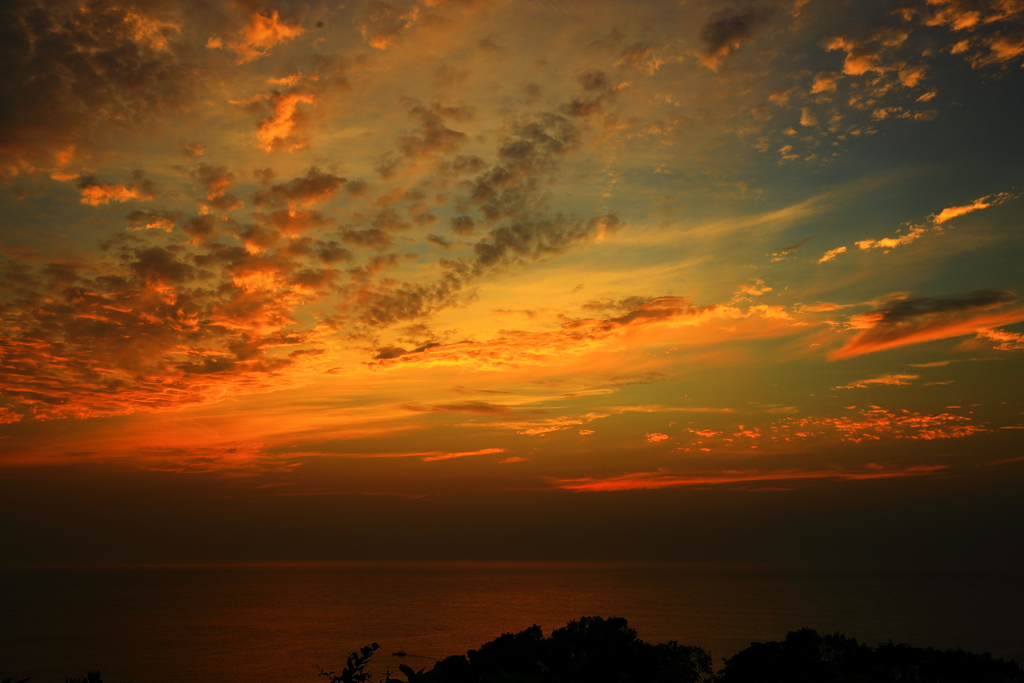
[{"left": 2, "top": 562, "right": 1022, "bottom": 683}]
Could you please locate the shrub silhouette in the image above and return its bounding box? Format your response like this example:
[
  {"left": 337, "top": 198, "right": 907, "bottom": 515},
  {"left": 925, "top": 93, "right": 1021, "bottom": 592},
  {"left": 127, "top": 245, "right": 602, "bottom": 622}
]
[
  {"left": 717, "top": 628, "right": 1024, "bottom": 683},
  {"left": 328, "top": 619, "right": 1023, "bottom": 683},
  {"left": 65, "top": 673, "right": 104, "bottom": 683},
  {"left": 348, "top": 617, "right": 714, "bottom": 683},
  {"left": 320, "top": 643, "right": 381, "bottom": 683}
]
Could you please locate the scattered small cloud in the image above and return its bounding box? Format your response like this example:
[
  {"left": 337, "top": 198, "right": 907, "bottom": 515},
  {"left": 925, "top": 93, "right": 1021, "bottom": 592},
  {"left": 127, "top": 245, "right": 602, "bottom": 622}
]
[
  {"left": 834, "top": 374, "right": 918, "bottom": 389},
  {"left": 818, "top": 246, "right": 847, "bottom": 263}
]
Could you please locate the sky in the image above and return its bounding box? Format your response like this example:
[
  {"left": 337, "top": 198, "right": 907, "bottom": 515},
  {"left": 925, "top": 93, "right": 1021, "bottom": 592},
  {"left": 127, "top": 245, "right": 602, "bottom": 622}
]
[{"left": 1, "top": 0, "right": 1023, "bottom": 566}]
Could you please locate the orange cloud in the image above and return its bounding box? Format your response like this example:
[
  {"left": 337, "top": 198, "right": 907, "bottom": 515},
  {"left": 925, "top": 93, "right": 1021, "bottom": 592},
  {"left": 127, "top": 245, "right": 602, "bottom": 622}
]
[
  {"left": 503, "top": 414, "right": 610, "bottom": 436},
  {"left": 256, "top": 92, "right": 316, "bottom": 152},
  {"left": 422, "top": 447, "right": 507, "bottom": 462},
  {"left": 810, "top": 71, "right": 840, "bottom": 93},
  {"left": 977, "top": 328, "right": 1024, "bottom": 350},
  {"left": 832, "top": 290, "right": 1024, "bottom": 359},
  {"left": 825, "top": 32, "right": 908, "bottom": 76},
  {"left": 834, "top": 374, "right": 918, "bottom": 389},
  {"left": 609, "top": 405, "right": 734, "bottom": 414},
  {"left": 126, "top": 210, "right": 179, "bottom": 232},
  {"left": 978, "top": 35, "right": 1024, "bottom": 64},
  {"left": 855, "top": 225, "right": 927, "bottom": 251},
  {"left": 931, "top": 192, "right": 1017, "bottom": 224},
  {"left": 553, "top": 464, "right": 948, "bottom": 492},
  {"left": 78, "top": 173, "right": 156, "bottom": 205},
  {"left": 818, "top": 246, "right": 847, "bottom": 263},
  {"left": 785, "top": 406, "right": 987, "bottom": 442},
  {"left": 284, "top": 447, "right": 507, "bottom": 462},
  {"left": 209, "top": 10, "right": 304, "bottom": 63}
]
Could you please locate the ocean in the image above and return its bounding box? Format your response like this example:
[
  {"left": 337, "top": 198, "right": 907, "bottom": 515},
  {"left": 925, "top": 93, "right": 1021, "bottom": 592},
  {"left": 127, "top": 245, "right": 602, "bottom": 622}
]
[{"left": 2, "top": 562, "right": 1022, "bottom": 683}]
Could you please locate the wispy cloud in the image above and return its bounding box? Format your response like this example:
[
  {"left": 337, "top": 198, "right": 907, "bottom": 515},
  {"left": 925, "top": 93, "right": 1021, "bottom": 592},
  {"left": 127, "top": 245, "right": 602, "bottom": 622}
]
[
  {"left": 832, "top": 290, "right": 1024, "bottom": 359},
  {"left": 834, "top": 374, "right": 918, "bottom": 389},
  {"left": 553, "top": 464, "right": 947, "bottom": 492},
  {"left": 818, "top": 246, "right": 847, "bottom": 263}
]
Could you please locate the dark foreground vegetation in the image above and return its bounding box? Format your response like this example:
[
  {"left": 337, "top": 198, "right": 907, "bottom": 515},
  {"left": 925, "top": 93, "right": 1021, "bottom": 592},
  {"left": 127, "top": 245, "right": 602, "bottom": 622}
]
[
  {"left": 322, "top": 617, "right": 1024, "bottom": 683},
  {"left": 9, "top": 617, "right": 1022, "bottom": 683}
]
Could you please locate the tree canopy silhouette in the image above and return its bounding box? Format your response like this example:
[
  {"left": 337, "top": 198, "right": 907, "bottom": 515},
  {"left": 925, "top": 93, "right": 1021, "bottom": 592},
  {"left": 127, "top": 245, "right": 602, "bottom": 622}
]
[
  {"left": 326, "top": 618, "right": 1023, "bottom": 683},
  {"left": 716, "top": 627, "right": 1023, "bottom": 683}
]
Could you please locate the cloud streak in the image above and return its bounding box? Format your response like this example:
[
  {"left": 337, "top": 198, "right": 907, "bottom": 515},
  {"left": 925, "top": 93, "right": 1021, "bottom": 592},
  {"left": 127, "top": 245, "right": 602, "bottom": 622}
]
[
  {"left": 554, "top": 464, "right": 948, "bottom": 492},
  {"left": 832, "top": 290, "right": 1024, "bottom": 359}
]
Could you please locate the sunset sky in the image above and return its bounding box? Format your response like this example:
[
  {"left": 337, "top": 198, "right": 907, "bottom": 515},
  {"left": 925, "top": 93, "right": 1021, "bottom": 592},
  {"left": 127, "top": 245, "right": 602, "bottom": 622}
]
[{"left": 2, "top": 0, "right": 1023, "bottom": 565}]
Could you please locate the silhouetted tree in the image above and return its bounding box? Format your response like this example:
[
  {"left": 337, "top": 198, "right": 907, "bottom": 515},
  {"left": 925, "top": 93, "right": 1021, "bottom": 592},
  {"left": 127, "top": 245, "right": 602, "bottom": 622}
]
[
  {"left": 66, "top": 673, "right": 104, "bottom": 683},
  {"left": 718, "top": 628, "right": 1024, "bottom": 683},
  {"left": 378, "top": 617, "right": 713, "bottom": 683},
  {"left": 322, "top": 621, "right": 1024, "bottom": 683},
  {"left": 320, "top": 643, "right": 381, "bottom": 683}
]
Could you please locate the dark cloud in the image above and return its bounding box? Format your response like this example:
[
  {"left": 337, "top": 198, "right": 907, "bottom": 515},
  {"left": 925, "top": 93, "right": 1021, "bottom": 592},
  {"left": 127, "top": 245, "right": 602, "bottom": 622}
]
[
  {"left": 397, "top": 103, "right": 470, "bottom": 160},
  {"left": 463, "top": 113, "right": 580, "bottom": 222},
  {"left": 769, "top": 236, "right": 814, "bottom": 260},
  {"left": 426, "top": 234, "right": 452, "bottom": 249},
  {"left": 833, "top": 289, "right": 1024, "bottom": 359},
  {"left": 0, "top": 0, "right": 197, "bottom": 175},
  {"left": 351, "top": 271, "right": 464, "bottom": 326},
  {"left": 472, "top": 214, "right": 622, "bottom": 272},
  {"left": 77, "top": 171, "right": 157, "bottom": 205},
  {"left": 616, "top": 42, "right": 655, "bottom": 70},
  {"left": 578, "top": 70, "right": 610, "bottom": 92},
  {"left": 254, "top": 209, "right": 332, "bottom": 238},
  {"left": 253, "top": 167, "right": 346, "bottom": 207},
  {"left": 587, "top": 28, "right": 626, "bottom": 53},
  {"left": 126, "top": 210, "right": 182, "bottom": 232},
  {"left": 582, "top": 296, "right": 655, "bottom": 314},
  {"left": 0, "top": 25, "right": 645, "bottom": 424},
  {"left": 438, "top": 155, "right": 488, "bottom": 177},
  {"left": 190, "top": 163, "right": 243, "bottom": 214},
  {"left": 346, "top": 179, "right": 371, "bottom": 197},
  {"left": 312, "top": 241, "right": 353, "bottom": 264},
  {"left": 192, "top": 164, "right": 234, "bottom": 199},
  {"left": 341, "top": 95, "right": 627, "bottom": 334},
  {"left": 403, "top": 401, "right": 513, "bottom": 414},
  {"left": 370, "top": 209, "right": 412, "bottom": 232},
  {"left": 435, "top": 64, "right": 471, "bottom": 88},
  {"left": 253, "top": 168, "right": 276, "bottom": 185},
  {"left": 182, "top": 215, "right": 219, "bottom": 243},
  {"left": 341, "top": 228, "right": 395, "bottom": 249},
  {"left": 865, "top": 290, "right": 1017, "bottom": 323},
  {"left": 450, "top": 215, "right": 476, "bottom": 235},
  {"left": 130, "top": 246, "right": 195, "bottom": 285},
  {"left": 563, "top": 72, "right": 622, "bottom": 119},
  {"left": 373, "top": 345, "right": 409, "bottom": 360},
  {"left": 699, "top": 6, "right": 774, "bottom": 69},
  {"left": 359, "top": 2, "right": 419, "bottom": 50}
]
